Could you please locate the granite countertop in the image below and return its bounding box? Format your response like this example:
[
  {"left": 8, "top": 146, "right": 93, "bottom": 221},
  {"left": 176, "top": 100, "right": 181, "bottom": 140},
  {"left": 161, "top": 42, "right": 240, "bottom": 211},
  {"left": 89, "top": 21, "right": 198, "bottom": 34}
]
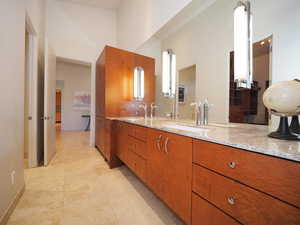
[{"left": 107, "top": 117, "right": 300, "bottom": 163}]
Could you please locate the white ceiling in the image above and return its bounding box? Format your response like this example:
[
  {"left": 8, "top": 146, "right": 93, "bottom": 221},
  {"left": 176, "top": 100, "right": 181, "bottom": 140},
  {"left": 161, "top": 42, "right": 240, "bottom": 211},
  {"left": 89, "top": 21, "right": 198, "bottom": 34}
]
[{"left": 56, "top": 0, "right": 121, "bottom": 9}]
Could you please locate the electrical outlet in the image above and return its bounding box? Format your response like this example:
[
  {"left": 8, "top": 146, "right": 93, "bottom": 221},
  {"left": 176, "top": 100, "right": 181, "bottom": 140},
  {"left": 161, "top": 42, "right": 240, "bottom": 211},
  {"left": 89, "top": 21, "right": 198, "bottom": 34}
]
[{"left": 11, "top": 170, "right": 16, "bottom": 185}]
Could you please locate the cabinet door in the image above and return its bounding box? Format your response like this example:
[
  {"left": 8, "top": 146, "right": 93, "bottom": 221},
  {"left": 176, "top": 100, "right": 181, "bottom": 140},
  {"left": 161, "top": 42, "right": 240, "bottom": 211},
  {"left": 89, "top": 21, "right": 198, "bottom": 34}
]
[
  {"left": 146, "top": 129, "right": 167, "bottom": 199},
  {"left": 95, "top": 117, "right": 105, "bottom": 152},
  {"left": 116, "top": 122, "right": 128, "bottom": 162},
  {"left": 164, "top": 132, "right": 193, "bottom": 225}
]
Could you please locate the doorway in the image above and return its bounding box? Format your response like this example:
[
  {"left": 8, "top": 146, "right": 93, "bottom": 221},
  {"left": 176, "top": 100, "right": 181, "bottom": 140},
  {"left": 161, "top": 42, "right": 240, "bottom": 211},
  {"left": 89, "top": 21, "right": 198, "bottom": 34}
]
[
  {"left": 56, "top": 89, "right": 62, "bottom": 131},
  {"left": 55, "top": 60, "right": 91, "bottom": 132}
]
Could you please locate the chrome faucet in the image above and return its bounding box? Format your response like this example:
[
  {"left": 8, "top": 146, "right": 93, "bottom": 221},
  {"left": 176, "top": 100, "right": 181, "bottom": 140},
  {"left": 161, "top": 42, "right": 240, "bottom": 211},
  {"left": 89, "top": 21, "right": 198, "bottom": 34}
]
[
  {"left": 190, "top": 102, "right": 203, "bottom": 126},
  {"left": 150, "top": 103, "right": 158, "bottom": 119},
  {"left": 165, "top": 99, "right": 177, "bottom": 120},
  {"left": 190, "top": 99, "right": 212, "bottom": 126},
  {"left": 139, "top": 103, "right": 148, "bottom": 120}
]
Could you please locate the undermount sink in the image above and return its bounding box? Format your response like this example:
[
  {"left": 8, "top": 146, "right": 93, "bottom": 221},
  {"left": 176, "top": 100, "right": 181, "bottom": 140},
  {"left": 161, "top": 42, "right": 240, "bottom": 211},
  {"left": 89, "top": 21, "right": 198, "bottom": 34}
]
[
  {"left": 162, "top": 124, "right": 209, "bottom": 133},
  {"left": 208, "top": 123, "right": 238, "bottom": 128},
  {"left": 125, "top": 117, "right": 144, "bottom": 122}
]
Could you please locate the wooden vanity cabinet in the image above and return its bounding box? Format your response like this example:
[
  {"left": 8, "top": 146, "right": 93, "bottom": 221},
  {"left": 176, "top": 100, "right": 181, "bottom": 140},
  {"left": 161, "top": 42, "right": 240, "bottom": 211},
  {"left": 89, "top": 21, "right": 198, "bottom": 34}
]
[
  {"left": 147, "top": 129, "right": 193, "bottom": 225},
  {"left": 192, "top": 140, "right": 300, "bottom": 225},
  {"left": 112, "top": 122, "right": 300, "bottom": 225},
  {"left": 193, "top": 140, "right": 300, "bottom": 209}
]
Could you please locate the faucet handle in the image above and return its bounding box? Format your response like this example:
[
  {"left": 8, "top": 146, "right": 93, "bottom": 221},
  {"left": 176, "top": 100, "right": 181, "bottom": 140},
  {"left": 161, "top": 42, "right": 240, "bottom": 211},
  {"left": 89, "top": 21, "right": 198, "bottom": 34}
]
[
  {"left": 139, "top": 103, "right": 147, "bottom": 109},
  {"left": 151, "top": 103, "right": 158, "bottom": 109}
]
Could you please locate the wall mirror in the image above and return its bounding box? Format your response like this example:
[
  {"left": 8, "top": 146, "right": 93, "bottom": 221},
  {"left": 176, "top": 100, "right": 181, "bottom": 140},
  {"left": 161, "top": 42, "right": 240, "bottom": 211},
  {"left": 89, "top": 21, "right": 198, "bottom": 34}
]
[
  {"left": 154, "top": 0, "right": 300, "bottom": 125},
  {"left": 177, "top": 65, "right": 196, "bottom": 120}
]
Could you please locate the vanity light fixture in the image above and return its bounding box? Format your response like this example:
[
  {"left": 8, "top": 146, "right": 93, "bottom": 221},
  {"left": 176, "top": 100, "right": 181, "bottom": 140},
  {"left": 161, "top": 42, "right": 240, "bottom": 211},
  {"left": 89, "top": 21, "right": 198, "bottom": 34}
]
[
  {"left": 133, "top": 66, "right": 145, "bottom": 101},
  {"left": 162, "top": 49, "right": 176, "bottom": 97},
  {"left": 234, "top": 0, "right": 253, "bottom": 89}
]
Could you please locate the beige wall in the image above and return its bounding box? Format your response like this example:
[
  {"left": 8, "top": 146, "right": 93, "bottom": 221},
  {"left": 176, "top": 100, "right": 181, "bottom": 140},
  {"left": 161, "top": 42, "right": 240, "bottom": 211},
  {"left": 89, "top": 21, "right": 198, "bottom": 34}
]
[
  {"left": 56, "top": 61, "right": 91, "bottom": 131},
  {"left": 47, "top": 0, "right": 117, "bottom": 63},
  {"left": 0, "top": 0, "right": 26, "bottom": 220},
  {"left": 178, "top": 66, "right": 196, "bottom": 120},
  {"left": 117, "top": 0, "right": 192, "bottom": 51}
]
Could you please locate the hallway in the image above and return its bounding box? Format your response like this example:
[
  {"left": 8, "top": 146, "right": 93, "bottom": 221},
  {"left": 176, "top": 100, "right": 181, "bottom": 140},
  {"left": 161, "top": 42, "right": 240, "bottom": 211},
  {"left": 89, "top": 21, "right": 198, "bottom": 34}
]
[{"left": 7, "top": 131, "right": 183, "bottom": 225}]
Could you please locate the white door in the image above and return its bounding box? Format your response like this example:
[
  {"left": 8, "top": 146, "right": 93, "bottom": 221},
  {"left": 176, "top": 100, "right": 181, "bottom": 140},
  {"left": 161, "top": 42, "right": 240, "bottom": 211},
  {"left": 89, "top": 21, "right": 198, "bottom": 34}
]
[{"left": 44, "top": 39, "right": 57, "bottom": 166}]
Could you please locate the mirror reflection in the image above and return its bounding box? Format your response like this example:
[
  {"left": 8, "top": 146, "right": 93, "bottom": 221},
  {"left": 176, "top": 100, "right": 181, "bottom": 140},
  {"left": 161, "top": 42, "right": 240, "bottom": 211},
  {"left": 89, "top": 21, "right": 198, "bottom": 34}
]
[
  {"left": 229, "top": 36, "right": 272, "bottom": 125},
  {"left": 148, "top": 0, "right": 299, "bottom": 127}
]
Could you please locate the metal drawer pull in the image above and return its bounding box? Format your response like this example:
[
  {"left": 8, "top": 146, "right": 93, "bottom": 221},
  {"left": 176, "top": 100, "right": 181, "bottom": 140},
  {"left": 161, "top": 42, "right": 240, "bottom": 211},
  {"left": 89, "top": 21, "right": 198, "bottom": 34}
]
[
  {"left": 156, "top": 135, "right": 162, "bottom": 151},
  {"left": 164, "top": 137, "right": 169, "bottom": 153},
  {"left": 227, "top": 197, "right": 235, "bottom": 205},
  {"left": 228, "top": 161, "right": 237, "bottom": 169}
]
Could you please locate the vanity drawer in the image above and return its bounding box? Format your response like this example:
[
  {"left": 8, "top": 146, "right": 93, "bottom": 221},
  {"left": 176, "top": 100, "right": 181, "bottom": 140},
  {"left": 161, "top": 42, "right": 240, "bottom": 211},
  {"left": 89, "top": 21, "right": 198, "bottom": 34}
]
[
  {"left": 193, "top": 165, "right": 300, "bottom": 225},
  {"left": 193, "top": 140, "right": 300, "bottom": 208},
  {"left": 127, "top": 150, "right": 147, "bottom": 182},
  {"left": 192, "top": 193, "right": 241, "bottom": 225},
  {"left": 127, "top": 124, "right": 148, "bottom": 142},
  {"left": 127, "top": 136, "right": 147, "bottom": 159},
  {"left": 127, "top": 124, "right": 136, "bottom": 137},
  {"left": 134, "top": 125, "right": 148, "bottom": 142}
]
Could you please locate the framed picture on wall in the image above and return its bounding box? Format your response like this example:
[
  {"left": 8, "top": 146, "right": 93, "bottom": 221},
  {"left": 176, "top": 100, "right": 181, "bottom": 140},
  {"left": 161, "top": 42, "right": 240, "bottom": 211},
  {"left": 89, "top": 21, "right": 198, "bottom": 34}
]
[{"left": 178, "top": 85, "right": 185, "bottom": 104}]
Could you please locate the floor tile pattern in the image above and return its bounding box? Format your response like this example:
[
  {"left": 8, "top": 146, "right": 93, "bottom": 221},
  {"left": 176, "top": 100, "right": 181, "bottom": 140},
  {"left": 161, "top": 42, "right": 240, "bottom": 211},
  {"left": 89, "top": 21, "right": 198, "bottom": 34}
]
[{"left": 7, "top": 130, "right": 184, "bottom": 225}]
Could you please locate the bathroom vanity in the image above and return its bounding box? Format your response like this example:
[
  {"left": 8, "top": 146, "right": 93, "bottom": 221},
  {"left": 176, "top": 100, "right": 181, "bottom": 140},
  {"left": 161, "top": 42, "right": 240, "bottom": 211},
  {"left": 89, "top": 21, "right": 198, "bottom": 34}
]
[{"left": 103, "top": 117, "right": 300, "bottom": 225}]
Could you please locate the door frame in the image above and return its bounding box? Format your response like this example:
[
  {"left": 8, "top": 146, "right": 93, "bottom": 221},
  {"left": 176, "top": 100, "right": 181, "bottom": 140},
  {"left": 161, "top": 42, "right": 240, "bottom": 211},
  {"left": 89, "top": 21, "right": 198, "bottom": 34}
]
[{"left": 25, "top": 13, "right": 39, "bottom": 168}]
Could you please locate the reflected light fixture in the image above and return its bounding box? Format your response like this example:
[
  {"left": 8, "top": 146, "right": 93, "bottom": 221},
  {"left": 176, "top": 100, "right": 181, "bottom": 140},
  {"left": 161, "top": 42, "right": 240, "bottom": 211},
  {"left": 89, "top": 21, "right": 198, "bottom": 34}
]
[
  {"left": 162, "top": 49, "right": 176, "bottom": 97},
  {"left": 133, "top": 66, "right": 145, "bottom": 101},
  {"left": 234, "top": 0, "right": 253, "bottom": 89}
]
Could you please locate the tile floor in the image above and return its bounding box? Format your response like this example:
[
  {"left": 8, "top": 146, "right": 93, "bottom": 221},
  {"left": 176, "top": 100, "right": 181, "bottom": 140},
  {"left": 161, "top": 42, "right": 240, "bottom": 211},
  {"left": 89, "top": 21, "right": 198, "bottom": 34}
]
[{"left": 7, "top": 130, "right": 184, "bottom": 225}]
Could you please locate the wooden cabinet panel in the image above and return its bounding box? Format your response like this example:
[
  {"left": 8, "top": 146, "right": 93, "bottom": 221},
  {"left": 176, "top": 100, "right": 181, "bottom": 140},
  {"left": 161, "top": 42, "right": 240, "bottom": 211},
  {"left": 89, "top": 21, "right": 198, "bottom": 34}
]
[
  {"left": 147, "top": 129, "right": 192, "bottom": 225},
  {"left": 128, "top": 124, "right": 148, "bottom": 142},
  {"left": 130, "top": 137, "right": 147, "bottom": 159},
  {"left": 95, "top": 117, "right": 105, "bottom": 153},
  {"left": 192, "top": 194, "right": 241, "bottom": 225},
  {"left": 104, "top": 119, "right": 113, "bottom": 160},
  {"left": 132, "top": 152, "right": 147, "bottom": 181},
  {"left": 125, "top": 146, "right": 147, "bottom": 182},
  {"left": 193, "top": 140, "right": 300, "bottom": 208},
  {"left": 105, "top": 47, "right": 135, "bottom": 117},
  {"left": 147, "top": 129, "right": 168, "bottom": 200},
  {"left": 164, "top": 132, "right": 192, "bottom": 225},
  {"left": 116, "top": 122, "right": 128, "bottom": 162},
  {"left": 96, "top": 50, "right": 105, "bottom": 117},
  {"left": 134, "top": 125, "right": 148, "bottom": 142},
  {"left": 193, "top": 165, "right": 300, "bottom": 225}
]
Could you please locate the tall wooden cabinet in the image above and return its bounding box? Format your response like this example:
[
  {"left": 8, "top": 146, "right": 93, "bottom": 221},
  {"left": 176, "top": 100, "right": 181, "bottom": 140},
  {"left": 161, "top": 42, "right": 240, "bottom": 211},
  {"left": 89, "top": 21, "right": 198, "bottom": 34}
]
[{"left": 95, "top": 46, "right": 155, "bottom": 166}]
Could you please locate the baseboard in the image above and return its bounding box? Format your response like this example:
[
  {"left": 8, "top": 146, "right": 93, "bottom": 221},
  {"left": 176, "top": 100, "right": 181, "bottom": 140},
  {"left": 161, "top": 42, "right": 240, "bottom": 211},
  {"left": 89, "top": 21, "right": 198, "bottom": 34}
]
[{"left": 0, "top": 185, "right": 25, "bottom": 225}]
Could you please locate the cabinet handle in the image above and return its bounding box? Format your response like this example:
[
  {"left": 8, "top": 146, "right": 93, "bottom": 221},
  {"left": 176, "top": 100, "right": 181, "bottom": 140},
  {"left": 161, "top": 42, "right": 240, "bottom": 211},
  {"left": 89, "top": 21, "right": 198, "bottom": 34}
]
[
  {"left": 227, "top": 197, "right": 235, "bottom": 205},
  {"left": 228, "top": 161, "right": 237, "bottom": 169},
  {"left": 156, "top": 135, "right": 162, "bottom": 151},
  {"left": 164, "top": 137, "right": 169, "bottom": 153}
]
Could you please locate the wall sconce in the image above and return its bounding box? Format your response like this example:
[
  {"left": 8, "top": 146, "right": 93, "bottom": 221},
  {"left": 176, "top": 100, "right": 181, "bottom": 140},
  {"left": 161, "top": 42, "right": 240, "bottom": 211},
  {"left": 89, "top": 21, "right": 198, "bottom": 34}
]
[
  {"left": 162, "top": 49, "right": 176, "bottom": 97},
  {"left": 133, "top": 66, "right": 144, "bottom": 101},
  {"left": 234, "top": 0, "right": 253, "bottom": 89}
]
